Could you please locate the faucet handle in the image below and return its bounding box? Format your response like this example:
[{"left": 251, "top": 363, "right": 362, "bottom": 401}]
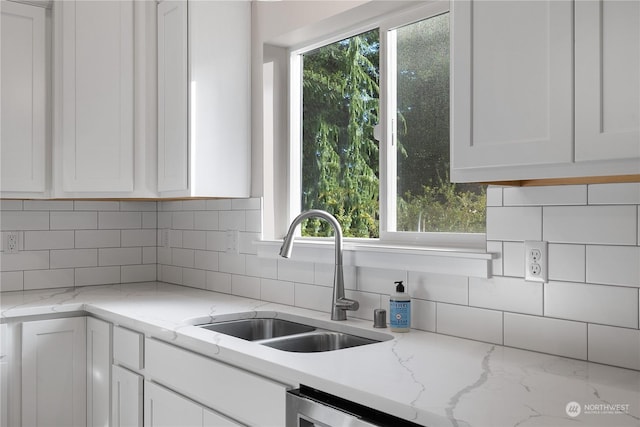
[{"left": 335, "top": 297, "right": 359, "bottom": 311}]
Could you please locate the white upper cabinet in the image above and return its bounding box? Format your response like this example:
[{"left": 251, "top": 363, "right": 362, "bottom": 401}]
[
  {"left": 575, "top": 0, "right": 640, "bottom": 162},
  {"left": 451, "top": 0, "right": 573, "bottom": 170},
  {"left": 157, "top": 0, "right": 251, "bottom": 198},
  {"left": 1, "top": 1, "right": 48, "bottom": 197},
  {"left": 53, "top": 0, "right": 157, "bottom": 197},
  {"left": 451, "top": 0, "right": 640, "bottom": 183}
]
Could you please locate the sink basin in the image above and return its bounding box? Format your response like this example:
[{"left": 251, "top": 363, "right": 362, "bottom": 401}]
[
  {"left": 258, "top": 331, "right": 377, "bottom": 353},
  {"left": 194, "top": 312, "right": 392, "bottom": 353},
  {"left": 198, "top": 318, "right": 316, "bottom": 341}
]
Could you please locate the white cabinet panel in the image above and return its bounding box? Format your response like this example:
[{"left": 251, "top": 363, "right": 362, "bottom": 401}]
[
  {"left": 157, "top": 0, "right": 251, "bottom": 198},
  {"left": 575, "top": 0, "right": 640, "bottom": 161},
  {"left": 1, "top": 1, "right": 47, "bottom": 195},
  {"left": 113, "top": 365, "right": 143, "bottom": 427},
  {"left": 145, "top": 381, "right": 202, "bottom": 427},
  {"left": 203, "top": 408, "right": 243, "bottom": 427},
  {"left": 113, "top": 325, "right": 144, "bottom": 371},
  {"left": 451, "top": 0, "right": 573, "bottom": 171},
  {"left": 145, "top": 338, "right": 288, "bottom": 426},
  {"left": 87, "top": 317, "right": 112, "bottom": 427},
  {"left": 59, "top": 0, "right": 134, "bottom": 192},
  {"left": 22, "top": 317, "right": 86, "bottom": 427},
  {"left": 157, "top": 0, "right": 188, "bottom": 193}
]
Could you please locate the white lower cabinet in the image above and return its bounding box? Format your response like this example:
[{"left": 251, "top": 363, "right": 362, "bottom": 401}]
[
  {"left": 145, "top": 382, "right": 240, "bottom": 427},
  {"left": 22, "top": 317, "right": 87, "bottom": 427},
  {"left": 87, "top": 317, "right": 112, "bottom": 427},
  {"left": 145, "top": 338, "right": 288, "bottom": 426},
  {"left": 112, "top": 365, "right": 144, "bottom": 427}
]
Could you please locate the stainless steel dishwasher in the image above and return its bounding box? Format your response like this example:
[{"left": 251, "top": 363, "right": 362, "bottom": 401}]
[{"left": 286, "top": 385, "right": 424, "bottom": 427}]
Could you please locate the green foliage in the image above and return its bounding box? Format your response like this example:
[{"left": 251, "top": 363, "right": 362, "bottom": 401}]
[{"left": 397, "top": 177, "right": 487, "bottom": 233}]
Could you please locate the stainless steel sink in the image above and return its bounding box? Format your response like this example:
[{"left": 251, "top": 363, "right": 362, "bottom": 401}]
[
  {"left": 258, "top": 331, "right": 377, "bottom": 353},
  {"left": 195, "top": 313, "right": 392, "bottom": 353},
  {"left": 198, "top": 318, "right": 316, "bottom": 341}
]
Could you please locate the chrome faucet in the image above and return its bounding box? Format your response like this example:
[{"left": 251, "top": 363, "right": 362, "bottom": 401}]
[{"left": 280, "top": 210, "right": 359, "bottom": 321}]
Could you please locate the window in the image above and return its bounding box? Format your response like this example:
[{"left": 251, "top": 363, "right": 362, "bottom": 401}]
[{"left": 290, "top": 3, "right": 486, "bottom": 246}]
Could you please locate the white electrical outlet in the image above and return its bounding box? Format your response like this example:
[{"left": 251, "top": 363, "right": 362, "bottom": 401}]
[
  {"left": 5, "top": 232, "right": 19, "bottom": 254},
  {"left": 226, "top": 230, "right": 239, "bottom": 254},
  {"left": 525, "top": 240, "right": 547, "bottom": 283},
  {"left": 161, "top": 229, "right": 170, "bottom": 248}
]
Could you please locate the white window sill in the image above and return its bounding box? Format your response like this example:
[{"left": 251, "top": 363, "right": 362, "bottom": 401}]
[{"left": 254, "top": 239, "right": 495, "bottom": 278}]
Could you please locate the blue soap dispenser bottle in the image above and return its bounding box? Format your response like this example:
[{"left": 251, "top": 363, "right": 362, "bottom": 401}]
[{"left": 390, "top": 280, "right": 411, "bottom": 332}]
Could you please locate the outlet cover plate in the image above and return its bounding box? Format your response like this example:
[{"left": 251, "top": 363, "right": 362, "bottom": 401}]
[{"left": 525, "top": 240, "right": 547, "bottom": 283}]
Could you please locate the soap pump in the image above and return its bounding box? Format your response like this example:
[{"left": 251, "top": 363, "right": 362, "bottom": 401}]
[{"left": 389, "top": 280, "right": 411, "bottom": 332}]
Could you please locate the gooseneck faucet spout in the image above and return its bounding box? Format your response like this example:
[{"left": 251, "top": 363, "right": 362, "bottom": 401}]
[{"left": 280, "top": 210, "right": 359, "bottom": 320}]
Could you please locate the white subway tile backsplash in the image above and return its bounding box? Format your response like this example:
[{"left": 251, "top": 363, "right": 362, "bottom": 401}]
[
  {"left": 24, "top": 231, "right": 74, "bottom": 250},
  {"left": 313, "top": 263, "right": 356, "bottom": 290},
  {"left": 207, "top": 271, "right": 232, "bottom": 293},
  {"left": 182, "top": 200, "right": 207, "bottom": 211},
  {"left": 24, "top": 269, "right": 74, "bottom": 290},
  {"left": 277, "top": 259, "right": 314, "bottom": 284},
  {"left": 218, "top": 252, "right": 245, "bottom": 275},
  {"left": 194, "top": 250, "right": 218, "bottom": 271},
  {"left": 99, "top": 212, "right": 142, "bottom": 230},
  {"left": 171, "top": 211, "right": 194, "bottom": 230},
  {"left": 0, "top": 200, "right": 22, "bottom": 210},
  {"left": 503, "top": 185, "right": 586, "bottom": 206},
  {"left": 194, "top": 211, "right": 219, "bottom": 230},
  {"left": 206, "top": 231, "right": 226, "bottom": 252},
  {"left": 2, "top": 211, "right": 49, "bottom": 230},
  {"left": 99, "top": 248, "right": 141, "bottom": 266},
  {"left": 183, "top": 268, "right": 206, "bottom": 290},
  {"left": 436, "top": 303, "right": 503, "bottom": 344},
  {"left": 0, "top": 251, "right": 49, "bottom": 271},
  {"left": 504, "top": 313, "right": 587, "bottom": 360},
  {"left": 232, "top": 275, "right": 260, "bottom": 299},
  {"left": 172, "top": 248, "right": 195, "bottom": 268},
  {"left": 502, "top": 241, "right": 524, "bottom": 278},
  {"left": 232, "top": 198, "right": 261, "bottom": 211},
  {"left": 51, "top": 211, "right": 97, "bottom": 230},
  {"left": 143, "top": 247, "right": 157, "bottom": 264},
  {"left": 409, "top": 272, "right": 468, "bottom": 305},
  {"left": 75, "top": 266, "right": 120, "bottom": 286},
  {"left": 586, "top": 246, "right": 640, "bottom": 287},
  {"left": 588, "top": 183, "right": 640, "bottom": 205},
  {"left": 588, "top": 324, "right": 640, "bottom": 371},
  {"left": 158, "top": 212, "right": 172, "bottom": 229},
  {"left": 75, "top": 230, "right": 121, "bottom": 248},
  {"left": 157, "top": 247, "right": 171, "bottom": 265},
  {"left": 219, "top": 210, "right": 246, "bottom": 231},
  {"left": 239, "top": 232, "right": 259, "bottom": 255},
  {"left": 142, "top": 212, "right": 157, "bottom": 229},
  {"left": 294, "top": 282, "right": 333, "bottom": 313},
  {"left": 486, "top": 207, "right": 542, "bottom": 241},
  {"left": 50, "top": 249, "right": 97, "bottom": 269},
  {"left": 486, "top": 241, "right": 503, "bottom": 276},
  {"left": 245, "top": 210, "right": 262, "bottom": 233},
  {"left": 206, "top": 199, "right": 232, "bottom": 211},
  {"left": 412, "top": 298, "right": 436, "bottom": 332},
  {"left": 74, "top": 201, "right": 119, "bottom": 211},
  {"left": 0, "top": 271, "right": 23, "bottom": 291},
  {"left": 260, "top": 278, "right": 294, "bottom": 305},
  {"left": 543, "top": 206, "right": 637, "bottom": 245},
  {"left": 469, "top": 276, "right": 542, "bottom": 315},
  {"left": 120, "top": 201, "right": 156, "bottom": 211},
  {"left": 169, "top": 230, "right": 183, "bottom": 248},
  {"left": 183, "top": 230, "right": 206, "bottom": 250},
  {"left": 160, "top": 265, "right": 182, "bottom": 285},
  {"left": 24, "top": 200, "right": 73, "bottom": 211},
  {"left": 357, "top": 267, "right": 407, "bottom": 295},
  {"left": 159, "top": 201, "right": 183, "bottom": 212},
  {"left": 548, "top": 244, "right": 586, "bottom": 283},
  {"left": 545, "top": 281, "right": 639, "bottom": 328},
  {"left": 121, "top": 264, "right": 156, "bottom": 283},
  {"left": 121, "top": 229, "right": 156, "bottom": 247},
  {"left": 486, "top": 186, "right": 503, "bottom": 207}
]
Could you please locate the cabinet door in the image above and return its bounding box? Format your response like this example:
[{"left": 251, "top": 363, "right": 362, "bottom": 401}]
[
  {"left": 451, "top": 0, "right": 573, "bottom": 175},
  {"left": 144, "top": 381, "right": 202, "bottom": 427},
  {"left": 0, "top": 1, "right": 46, "bottom": 194},
  {"left": 575, "top": 0, "right": 640, "bottom": 161},
  {"left": 60, "top": 0, "right": 134, "bottom": 192},
  {"left": 22, "top": 317, "right": 87, "bottom": 427},
  {"left": 157, "top": 0, "right": 188, "bottom": 193},
  {"left": 87, "top": 318, "right": 112, "bottom": 427},
  {"left": 112, "top": 365, "right": 143, "bottom": 427},
  {"left": 203, "top": 408, "right": 244, "bottom": 427}
]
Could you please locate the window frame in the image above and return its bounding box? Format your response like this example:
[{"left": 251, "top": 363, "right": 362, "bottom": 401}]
[{"left": 285, "top": 1, "right": 486, "bottom": 250}]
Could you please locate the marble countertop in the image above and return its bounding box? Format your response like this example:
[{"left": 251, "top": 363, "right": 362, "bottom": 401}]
[{"left": 2, "top": 282, "right": 639, "bottom": 427}]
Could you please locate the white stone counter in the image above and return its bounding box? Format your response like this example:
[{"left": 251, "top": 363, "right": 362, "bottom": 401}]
[{"left": 2, "top": 282, "right": 639, "bottom": 426}]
